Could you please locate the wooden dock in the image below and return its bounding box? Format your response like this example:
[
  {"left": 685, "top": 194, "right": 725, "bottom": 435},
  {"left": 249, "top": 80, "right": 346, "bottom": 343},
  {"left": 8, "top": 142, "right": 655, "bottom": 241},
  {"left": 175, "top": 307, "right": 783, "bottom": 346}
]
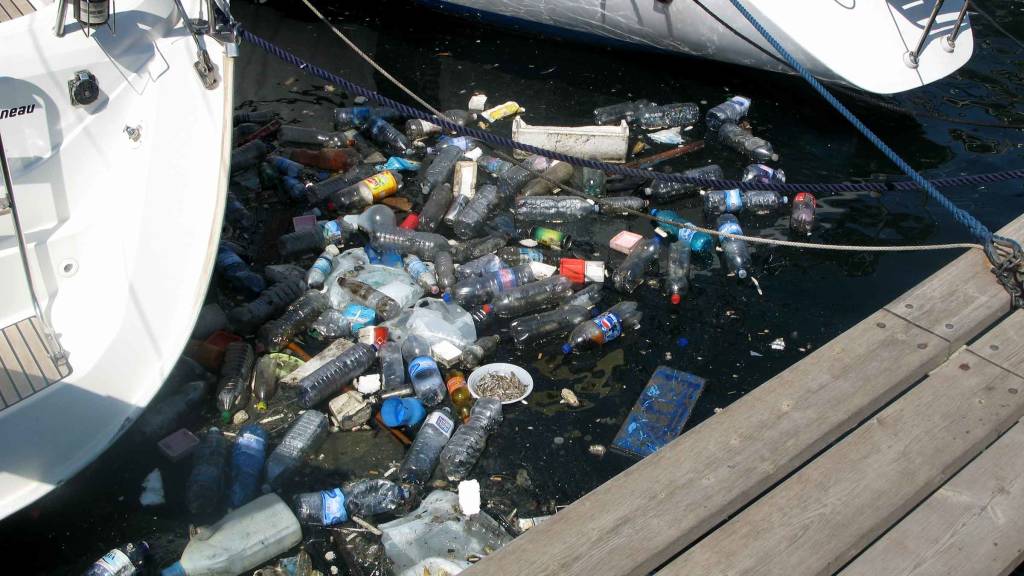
[
  {"left": 465, "top": 214, "right": 1024, "bottom": 576},
  {"left": 0, "top": 0, "right": 35, "bottom": 23}
]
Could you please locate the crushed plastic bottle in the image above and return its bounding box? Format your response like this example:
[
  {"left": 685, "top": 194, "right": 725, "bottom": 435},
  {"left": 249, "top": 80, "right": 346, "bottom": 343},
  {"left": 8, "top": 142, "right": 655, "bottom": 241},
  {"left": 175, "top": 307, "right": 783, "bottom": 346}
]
[
  {"left": 637, "top": 102, "right": 700, "bottom": 129},
  {"left": 259, "top": 290, "right": 330, "bottom": 352},
  {"left": 519, "top": 161, "right": 574, "bottom": 197},
  {"left": 265, "top": 410, "right": 328, "bottom": 488},
  {"left": 492, "top": 275, "right": 574, "bottom": 318},
  {"left": 216, "top": 243, "right": 265, "bottom": 298},
  {"left": 666, "top": 238, "right": 692, "bottom": 305},
  {"left": 598, "top": 196, "right": 648, "bottom": 215},
  {"left": 706, "top": 95, "right": 751, "bottom": 130},
  {"left": 718, "top": 122, "right": 778, "bottom": 162},
  {"left": 459, "top": 335, "right": 499, "bottom": 369},
  {"left": 717, "top": 213, "right": 752, "bottom": 279},
  {"left": 379, "top": 341, "right": 406, "bottom": 392},
  {"left": 84, "top": 542, "right": 149, "bottom": 576},
  {"left": 421, "top": 144, "right": 464, "bottom": 195},
  {"left": 405, "top": 255, "right": 440, "bottom": 295},
  {"left": 593, "top": 99, "right": 655, "bottom": 125},
  {"left": 216, "top": 342, "right": 255, "bottom": 422},
  {"left": 790, "top": 192, "right": 817, "bottom": 236},
  {"left": 703, "top": 189, "right": 787, "bottom": 217},
  {"left": 330, "top": 171, "right": 403, "bottom": 210},
  {"left": 455, "top": 253, "right": 505, "bottom": 281},
  {"left": 417, "top": 183, "right": 453, "bottom": 233},
  {"left": 439, "top": 397, "right": 503, "bottom": 481},
  {"left": 453, "top": 184, "right": 500, "bottom": 239},
  {"left": 742, "top": 163, "right": 786, "bottom": 185},
  {"left": 398, "top": 409, "right": 456, "bottom": 486},
  {"left": 338, "top": 278, "right": 403, "bottom": 321},
  {"left": 186, "top": 427, "right": 229, "bottom": 518},
  {"left": 371, "top": 228, "right": 450, "bottom": 260},
  {"left": 642, "top": 165, "right": 724, "bottom": 202},
  {"left": 563, "top": 301, "right": 642, "bottom": 354},
  {"left": 434, "top": 251, "right": 457, "bottom": 293},
  {"left": 511, "top": 305, "right": 592, "bottom": 348},
  {"left": 402, "top": 335, "right": 446, "bottom": 406},
  {"left": 611, "top": 237, "right": 661, "bottom": 293},
  {"left": 297, "top": 342, "right": 376, "bottom": 408},
  {"left": 495, "top": 246, "right": 554, "bottom": 266},
  {"left": 228, "top": 424, "right": 268, "bottom": 509},
  {"left": 306, "top": 245, "right": 340, "bottom": 290},
  {"left": 366, "top": 117, "right": 413, "bottom": 156},
  {"left": 515, "top": 195, "right": 597, "bottom": 221},
  {"left": 445, "top": 370, "right": 473, "bottom": 421}
]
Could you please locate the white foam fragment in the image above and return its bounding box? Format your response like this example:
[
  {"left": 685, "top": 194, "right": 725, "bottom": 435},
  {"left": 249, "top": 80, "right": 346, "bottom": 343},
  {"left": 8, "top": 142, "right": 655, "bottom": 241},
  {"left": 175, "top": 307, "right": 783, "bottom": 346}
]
[
  {"left": 458, "top": 479, "right": 481, "bottom": 516},
  {"left": 139, "top": 469, "right": 165, "bottom": 507}
]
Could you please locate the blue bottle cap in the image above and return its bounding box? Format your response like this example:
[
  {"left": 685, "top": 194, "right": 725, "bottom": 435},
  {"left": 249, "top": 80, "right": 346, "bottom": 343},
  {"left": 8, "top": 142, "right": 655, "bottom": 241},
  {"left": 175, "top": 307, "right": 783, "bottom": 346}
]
[
  {"left": 677, "top": 337, "right": 689, "bottom": 348},
  {"left": 649, "top": 208, "right": 659, "bottom": 216},
  {"left": 161, "top": 562, "right": 186, "bottom": 576},
  {"left": 561, "top": 343, "right": 573, "bottom": 355},
  {"left": 442, "top": 292, "right": 453, "bottom": 303},
  {"left": 380, "top": 397, "right": 426, "bottom": 428}
]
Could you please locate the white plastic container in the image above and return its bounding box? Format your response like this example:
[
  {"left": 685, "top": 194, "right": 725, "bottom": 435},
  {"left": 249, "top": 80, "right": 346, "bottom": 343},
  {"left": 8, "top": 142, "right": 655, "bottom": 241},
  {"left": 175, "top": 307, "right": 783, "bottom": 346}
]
[
  {"left": 161, "top": 494, "right": 302, "bottom": 576},
  {"left": 511, "top": 117, "right": 629, "bottom": 162},
  {"left": 467, "top": 363, "right": 535, "bottom": 404}
]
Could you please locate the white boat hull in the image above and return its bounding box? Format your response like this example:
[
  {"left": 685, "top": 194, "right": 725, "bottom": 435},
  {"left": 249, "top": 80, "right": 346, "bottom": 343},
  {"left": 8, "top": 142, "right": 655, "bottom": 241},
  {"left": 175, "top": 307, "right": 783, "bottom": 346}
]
[
  {"left": 420, "top": 0, "right": 974, "bottom": 94},
  {"left": 0, "top": 0, "right": 230, "bottom": 518}
]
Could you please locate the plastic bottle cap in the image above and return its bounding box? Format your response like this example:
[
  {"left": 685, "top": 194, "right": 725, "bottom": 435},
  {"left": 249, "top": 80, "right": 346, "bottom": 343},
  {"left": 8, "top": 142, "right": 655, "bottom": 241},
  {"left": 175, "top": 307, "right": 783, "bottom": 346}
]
[
  {"left": 670, "top": 294, "right": 682, "bottom": 305},
  {"left": 442, "top": 292, "right": 453, "bottom": 303},
  {"left": 561, "top": 343, "right": 573, "bottom": 355},
  {"left": 380, "top": 397, "right": 426, "bottom": 428},
  {"left": 677, "top": 337, "right": 689, "bottom": 348}
]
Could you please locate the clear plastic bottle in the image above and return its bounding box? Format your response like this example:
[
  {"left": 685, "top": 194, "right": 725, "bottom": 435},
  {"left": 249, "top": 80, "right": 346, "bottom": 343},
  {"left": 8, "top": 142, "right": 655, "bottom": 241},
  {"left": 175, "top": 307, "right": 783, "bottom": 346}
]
[
  {"left": 309, "top": 304, "right": 375, "bottom": 341},
  {"left": 379, "top": 341, "right": 406, "bottom": 392},
  {"left": 643, "top": 165, "right": 724, "bottom": 202},
  {"left": 398, "top": 409, "right": 456, "bottom": 485},
  {"left": 307, "top": 245, "right": 340, "bottom": 290},
  {"left": 562, "top": 301, "right": 642, "bottom": 354},
  {"left": 84, "top": 542, "right": 149, "bottom": 576},
  {"left": 598, "top": 196, "right": 648, "bottom": 216},
  {"left": 566, "top": 282, "right": 604, "bottom": 307},
  {"left": 370, "top": 228, "right": 450, "bottom": 260},
  {"left": 231, "top": 140, "right": 270, "bottom": 173},
  {"left": 451, "top": 233, "right": 510, "bottom": 263},
  {"left": 421, "top": 144, "right": 463, "bottom": 195},
  {"left": 718, "top": 122, "right": 778, "bottom": 163},
  {"left": 405, "top": 118, "right": 442, "bottom": 141},
  {"left": 329, "top": 171, "right": 403, "bottom": 211},
  {"left": 439, "top": 397, "right": 502, "bottom": 481},
  {"left": 265, "top": 410, "right": 328, "bottom": 488},
  {"left": 611, "top": 237, "right": 661, "bottom": 294},
  {"left": 459, "top": 335, "right": 499, "bottom": 369},
  {"left": 135, "top": 380, "right": 208, "bottom": 440},
  {"left": 186, "top": 427, "right": 229, "bottom": 518},
  {"left": 216, "top": 342, "right": 255, "bottom": 422},
  {"left": 405, "top": 255, "right": 440, "bottom": 295},
  {"left": 418, "top": 183, "right": 453, "bottom": 233},
  {"left": 453, "top": 184, "right": 500, "bottom": 239},
  {"left": 572, "top": 166, "right": 607, "bottom": 197},
  {"left": 706, "top": 95, "right": 751, "bottom": 130},
  {"left": 514, "top": 195, "right": 597, "bottom": 221},
  {"left": 305, "top": 165, "right": 379, "bottom": 204},
  {"left": 511, "top": 305, "right": 591, "bottom": 348},
  {"left": 455, "top": 253, "right": 505, "bottom": 280},
  {"left": 637, "top": 102, "right": 700, "bottom": 129},
  {"left": 468, "top": 303, "right": 495, "bottom": 333},
  {"left": 225, "top": 192, "right": 253, "bottom": 232},
  {"left": 365, "top": 117, "right": 412, "bottom": 156},
  {"left": 293, "top": 488, "right": 348, "bottom": 526},
  {"left": 345, "top": 129, "right": 387, "bottom": 164},
  {"left": 433, "top": 251, "right": 457, "bottom": 293},
  {"left": 259, "top": 290, "right": 330, "bottom": 352},
  {"left": 446, "top": 370, "right": 473, "bottom": 421},
  {"left": 499, "top": 155, "right": 555, "bottom": 198},
  {"left": 229, "top": 279, "right": 305, "bottom": 335},
  {"left": 234, "top": 110, "right": 277, "bottom": 124},
  {"left": 593, "top": 99, "right": 655, "bottom": 125},
  {"left": 451, "top": 263, "right": 537, "bottom": 306},
  {"left": 790, "top": 192, "right": 816, "bottom": 236},
  {"left": 703, "top": 189, "right": 786, "bottom": 217},
  {"left": 666, "top": 238, "right": 692, "bottom": 305},
  {"left": 402, "top": 335, "right": 445, "bottom": 406},
  {"left": 742, "top": 163, "right": 786, "bottom": 185},
  {"left": 294, "top": 479, "right": 408, "bottom": 525},
  {"left": 278, "top": 125, "right": 347, "bottom": 148},
  {"left": 492, "top": 275, "right": 574, "bottom": 318},
  {"left": 519, "top": 161, "right": 574, "bottom": 197},
  {"left": 337, "top": 278, "right": 403, "bottom": 321},
  {"left": 297, "top": 342, "right": 376, "bottom": 408},
  {"left": 333, "top": 106, "right": 400, "bottom": 130},
  {"left": 228, "top": 424, "right": 268, "bottom": 508},
  {"left": 648, "top": 209, "right": 715, "bottom": 257},
  {"left": 477, "top": 154, "right": 515, "bottom": 177},
  {"left": 252, "top": 355, "right": 280, "bottom": 411},
  {"left": 717, "top": 213, "right": 752, "bottom": 279},
  {"left": 278, "top": 219, "right": 352, "bottom": 259},
  {"left": 282, "top": 147, "right": 361, "bottom": 172},
  {"left": 216, "top": 244, "right": 265, "bottom": 298}
]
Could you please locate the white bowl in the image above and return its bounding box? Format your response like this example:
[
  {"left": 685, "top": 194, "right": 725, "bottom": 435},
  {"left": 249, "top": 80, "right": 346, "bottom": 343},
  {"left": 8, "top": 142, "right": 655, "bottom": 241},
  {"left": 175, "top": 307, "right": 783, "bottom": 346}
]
[{"left": 467, "top": 363, "right": 534, "bottom": 404}]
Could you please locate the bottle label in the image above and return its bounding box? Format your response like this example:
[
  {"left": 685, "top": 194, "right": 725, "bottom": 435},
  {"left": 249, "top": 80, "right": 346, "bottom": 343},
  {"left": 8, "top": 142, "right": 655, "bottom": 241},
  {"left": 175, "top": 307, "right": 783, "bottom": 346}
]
[
  {"left": 532, "top": 227, "right": 564, "bottom": 249},
  {"left": 495, "top": 267, "right": 517, "bottom": 291},
  {"left": 321, "top": 488, "right": 347, "bottom": 525},
  {"left": 407, "top": 259, "right": 429, "bottom": 277},
  {"left": 322, "top": 220, "right": 343, "bottom": 239},
  {"left": 446, "top": 374, "right": 467, "bottom": 394},
  {"left": 342, "top": 304, "right": 376, "bottom": 332},
  {"left": 718, "top": 220, "right": 743, "bottom": 236},
  {"left": 312, "top": 256, "right": 332, "bottom": 275},
  {"left": 584, "top": 261, "right": 606, "bottom": 283},
  {"left": 425, "top": 411, "right": 455, "bottom": 437},
  {"left": 519, "top": 248, "right": 544, "bottom": 262},
  {"left": 237, "top": 430, "right": 265, "bottom": 452},
  {"left": 592, "top": 312, "right": 623, "bottom": 342},
  {"left": 96, "top": 549, "right": 133, "bottom": 576},
  {"left": 363, "top": 172, "right": 399, "bottom": 200},
  {"left": 724, "top": 189, "right": 744, "bottom": 212},
  {"left": 730, "top": 95, "right": 752, "bottom": 114}
]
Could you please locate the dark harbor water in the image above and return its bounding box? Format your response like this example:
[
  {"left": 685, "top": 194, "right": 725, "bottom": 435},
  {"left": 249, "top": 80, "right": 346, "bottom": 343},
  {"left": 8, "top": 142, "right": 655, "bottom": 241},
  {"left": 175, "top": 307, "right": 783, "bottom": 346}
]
[{"left": 5, "top": 1, "right": 1024, "bottom": 574}]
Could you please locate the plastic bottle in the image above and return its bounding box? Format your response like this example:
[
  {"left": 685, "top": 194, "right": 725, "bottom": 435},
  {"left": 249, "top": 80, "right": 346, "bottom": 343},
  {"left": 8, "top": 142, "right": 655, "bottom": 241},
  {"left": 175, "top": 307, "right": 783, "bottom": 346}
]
[
  {"left": 637, "top": 102, "right": 700, "bottom": 129},
  {"left": 344, "top": 129, "right": 386, "bottom": 164},
  {"left": 431, "top": 135, "right": 476, "bottom": 153},
  {"left": 593, "top": 99, "right": 655, "bottom": 125},
  {"left": 611, "top": 237, "right": 661, "bottom": 293},
  {"left": 307, "top": 245, "right": 340, "bottom": 290},
  {"left": 296, "top": 342, "right": 376, "bottom": 408},
  {"left": 278, "top": 125, "right": 347, "bottom": 148},
  {"left": 451, "top": 263, "right": 537, "bottom": 306},
  {"left": 445, "top": 370, "right": 473, "bottom": 421},
  {"left": 642, "top": 165, "right": 724, "bottom": 202},
  {"left": 252, "top": 355, "right": 280, "bottom": 411},
  {"left": 492, "top": 275, "right": 574, "bottom": 318},
  {"left": 742, "top": 163, "right": 786, "bottom": 185},
  {"left": 439, "top": 398, "right": 502, "bottom": 482},
  {"left": 468, "top": 303, "right": 495, "bottom": 332},
  {"left": 433, "top": 251, "right": 457, "bottom": 293},
  {"left": 231, "top": 140, "right": 269, "bottom": 173},
  {"left": 405, "top": 255, "right": 440, "bottom": 295},
  {"left": 666, "top": 238, "right": 692, "bottom": 305},
  {"left": 259, "top": 290, "right": 330, "bottom": 352},
  {"left": 455, "top": 253, "right": 505, "bottom": 280},
  {"left": 378, "top": 341, "right": 406, "bottom": 392},
  {"left": 366, "top": 117, "right": 412, "bottom": 156},
  {"left": 420, "top": 144, "right": 463, "bottom": 195},
  {"left": 225, "top": 192, "right": 253, "bottom": 231},
  {"left": 402, "top": 335, "right": 446, "bottom": 406},
  {"left": 160, "top": 494, "right": 301, "bottom": 576},
  {"left": 337, "top": 278, "right": 403, "bottom": 321},
  {"left": 514, "top": 195, "right": 597, "bottom": 221},
  {"left": 329, "top": 171, "right": 403, "bottom": 211},
  {"left": 278, "top": 219, "right": 352, "bottom": 259},
  {"left": 451, "top": 233, "right": 510, "bottom": 263},
  {"left": 229, "top": 279, "right": 305, "bottom": 335},
  {"left": 398, "top": 409, "right": 456, "bottom": 485},
  {"left": 717, "top": 213, "right": 752, "bottom": 279},
  {"left": 706, "top": 95, "right": 751, "bottom": 130},
  {"left": 718, "top": 122, "right": 778, "bottom": 162},
  {"left": 519, "top": 161, "right": 574, "bottom": 197},
  {"left": 304, "top": 165, "right": 378, "bottom": 204},
  {"left": 216, "top": 342, "right": 255, "bottom": 422},
  {"left": 570, "top": 166, "right": 606, "bottom": 198},
  {"left": 530, "top": 226, "right": 572, "bottom": 250},
  {"left": 459, "top": 334, "right": 500, "bottom": 368},
  {"left": 333, "top": 106, "right": 400, "bottom": 130},
  {"left": 380, "top": 396, "right": 426, "bottom": 427},
  {"left": 370, "top": 228, "right": 450, "bottom": 261},
  {"left": 405, "top": 118, "right": 442, "bottom": 141},
  {"left": 564, "top": 283, "right": 604, "bottom": 309},
  {"left": 216, "top": 244, "right": 265, "bottom": 298},
  {"left": 598, "top": 196, "right": 648, "bottom": 215},
  {"left": 309, "top": 304, "right": 375, "bottom": 341},
  {"left": 186, "top": 427, "right": 229, "bottom": 517},
  {"left": 648, "top": 208, "right": 714, "bottom": 257},
  {"left": 228, "top": 424, "right": 268, "bottom": 509},
  {"left": 135, "top": 380, "right": 208, "bottom": 440},
  {"left": 265, "top": 410, "right": 328, "bottom": 488},
  {"left": 563, "top": 301, "right": 642, "bottom": 354},
  {"left": 234, "top": 109, "right": 277, "bottom": 124},
  {"left": 281, "top": 147, "right": 360, "bottom": 172},
  {"left": 790, "top": 192, "right": 816, "bottom": 236},
  {"left": 84, "top": 542, "right": 149, "bottom": 576},
  {"left": 511, "top": 304, "right": 592, "bottom": 348},
  {"left": 294, "top": 479, "right": 408, "bottom": 526},
  {"left": 499, "top": 155, "right": 554, "bottom": 198},
  {"left": 453, "top": 184, "right": 500, "bottom": 239},
  {"left": 417, "top": 183, "right": 453, "bottom": 233},
  {"left": 477, "top": 154, "right": 514, "bottom": 177}
]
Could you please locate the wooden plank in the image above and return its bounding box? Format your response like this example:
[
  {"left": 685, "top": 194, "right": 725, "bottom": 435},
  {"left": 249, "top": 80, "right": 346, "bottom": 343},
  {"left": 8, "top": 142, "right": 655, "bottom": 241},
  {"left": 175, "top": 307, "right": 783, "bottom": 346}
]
[
  {"left": 0, "top": 365, "right": 17, "bottom": 408},
  {"left": 0, "top": 2, "right": 14, "bottom": 22},
  {"left": 461, "top": 310, "right": 948, "bottom": 576},
  {"left": 971, "top": 310, "right": 1024, "bottom": 380},
  {"left": 839, "top": 421, "right": 1024, "bottom": 576},
  {"left": 18, "top": 319, "right": 62, "bottom": 384},
  {"left": 0, "top": 329, "right": 34, "bottom": 400},
  {"left": 657, "top": 312, "right": 1024, "bottom": 576},
  {"left": 885, "top": 217, "right": 1024, "bottom": 351},
  {"left": 10, "top": 0, "right": 33, "bottom": 15},
  {"left": 3, "top": 325, "right": 47, "bottom": 393}
]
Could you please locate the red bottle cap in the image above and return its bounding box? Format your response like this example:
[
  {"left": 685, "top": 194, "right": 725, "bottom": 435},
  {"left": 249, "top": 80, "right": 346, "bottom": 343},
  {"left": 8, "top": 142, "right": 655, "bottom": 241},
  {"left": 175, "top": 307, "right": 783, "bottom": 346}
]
[
  {"left": 794, "top": 192, "right": 816, "bottom": 206},
  {"left": 670, "top": 294, "right": 682, "bottom": 305},
  {"left": 399, "top": 213, "right": 420, "bottom": 229}
]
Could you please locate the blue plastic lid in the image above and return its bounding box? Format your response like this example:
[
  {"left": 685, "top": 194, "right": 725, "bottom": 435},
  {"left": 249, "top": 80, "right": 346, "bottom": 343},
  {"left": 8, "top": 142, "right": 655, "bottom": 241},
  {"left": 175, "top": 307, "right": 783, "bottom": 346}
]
[
  {"left": 442, "top": 292, "right": 453, "bottom": 303},
  {"left": 161, "top": 562, "right": 186, "bottom": 576},
  {"left": 380, "top": 397, "right": 426, "bottom": 428},
  {"left": 649, "top": 208, "right": 659, "bottom": 216},
  {"left": 677, "top": 337, "right": 689, "bottom": 349},
  {"left": 561, "top": 343, "right": 573, "bottom": 355}
]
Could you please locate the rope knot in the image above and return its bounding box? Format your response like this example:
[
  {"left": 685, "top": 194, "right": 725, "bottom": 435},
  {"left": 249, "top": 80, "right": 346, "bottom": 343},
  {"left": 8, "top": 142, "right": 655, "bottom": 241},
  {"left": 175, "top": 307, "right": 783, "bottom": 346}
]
[{"left": 986, "top": 235, "right": 1024, "bottom": 308}]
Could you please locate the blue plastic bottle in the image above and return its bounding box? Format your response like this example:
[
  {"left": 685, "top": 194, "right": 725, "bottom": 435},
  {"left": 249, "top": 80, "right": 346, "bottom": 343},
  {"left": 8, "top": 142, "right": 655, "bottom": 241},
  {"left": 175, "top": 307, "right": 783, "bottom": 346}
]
[
  {"left": 402, "top": 335, "right": 445, "bottom": 406},
  {"left": 228, "top": 424, "right": 268, "bottom": 508},
  {"left": 186, "top": 427, "right": 230, "bottom": 517},
  {"left": 649, "top": 208, "right": 714, "bottom": 258},
  {"left": 215, "top": 244, "right": 265, "bottom": 298}
]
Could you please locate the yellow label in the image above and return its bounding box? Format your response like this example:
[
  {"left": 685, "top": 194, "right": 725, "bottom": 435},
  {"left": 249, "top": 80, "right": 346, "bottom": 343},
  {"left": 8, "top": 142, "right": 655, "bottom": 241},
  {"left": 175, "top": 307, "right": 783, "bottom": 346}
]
[
  {"left": 481, "top": 101, "right": 523, "bottom": 122},
  {"left": 363, "top": 171, "right": 398, "bottom": 200}
]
